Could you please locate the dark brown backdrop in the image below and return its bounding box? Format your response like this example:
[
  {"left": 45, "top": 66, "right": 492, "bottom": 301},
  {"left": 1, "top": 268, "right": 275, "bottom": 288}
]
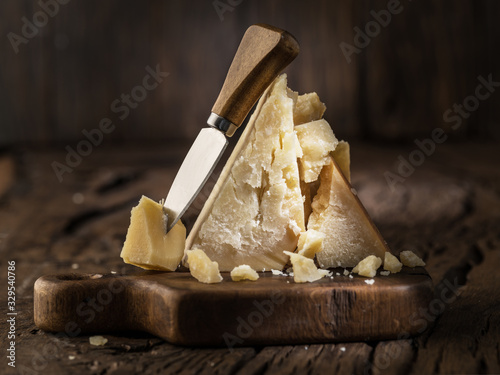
[{"left": 1, "top": 0, "right": 499, "bottom": 146}]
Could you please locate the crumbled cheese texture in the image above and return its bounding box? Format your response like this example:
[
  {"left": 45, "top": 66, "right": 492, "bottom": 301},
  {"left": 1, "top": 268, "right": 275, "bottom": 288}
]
[
  {"left": 121, "top": 196, "right": 186, "bottom": 271},
  {"left": 295, "top": 120, "right": 338, "bottom": 183},
  {"left": 89, "top": 336, "right": 108, "bottom": 346},
  {"left": 380, "top": 271, "right": 390, "bottom": 276},
  {"left": 292, "top": 92, "right": 326, "bottom": 125},
  {"left": 185, "top": 249, "right": 223, "bottom": 284},
  {"left": 188, "top": 75, "right": 304, "bottom": 271},
  {"left": 296, "top": 229, "right": 325, "bottom": 258},
  {"left": 352, "top": 255, "right": 382, "bottom": 278},
  {"left": 230, "top": 265, "right": 259, "bottom": 281},
  {"left": 284, "top": 251, "right": 330, "bottom": 283},
  {"left": 365, "top": 279, "right": 375, "bottom": 285},
  {"left": 384, "top": 251, "right": 403, "bottom": 273},
  {"left": 343, "top": 269, "right": 350, "bottom": 276},
  {"left": 400, "top": 251, "right": 426, "bottom": 267}
]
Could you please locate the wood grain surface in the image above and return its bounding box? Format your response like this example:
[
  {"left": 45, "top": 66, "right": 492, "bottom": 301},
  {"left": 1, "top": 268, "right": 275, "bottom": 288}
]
[
  {"left": 34, "top": 268, "right": 433, "bottom": 346},
  {"left": 1, "top": 0, "right": 499, "bottom": 145},
  {"left": 0, "top": 141, "right": 499, "bottom": 374}
]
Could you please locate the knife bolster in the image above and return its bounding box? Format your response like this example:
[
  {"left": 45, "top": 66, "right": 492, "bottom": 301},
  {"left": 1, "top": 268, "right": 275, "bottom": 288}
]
[{"left": 207, "top": 112, "right": 238, "bottom": 137}]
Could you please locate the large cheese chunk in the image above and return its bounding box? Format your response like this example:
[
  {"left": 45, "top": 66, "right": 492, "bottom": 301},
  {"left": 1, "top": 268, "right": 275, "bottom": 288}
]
[
  {"left": 120, "top": 196, "right": 185, "bottom": 271},
  {"left": 284, "top": 251, "right": 331, "bottom": 283},
  {"left": 308, "top": 157, "right": 389, "bottom": 268},
  {"left": 186, "top": 75, "right": 304, "bottom": 271},
  {"left": 185, "top": 249, "right": 223, "bottom": 284},
  {"left": 295, "top": 120, "right": 338, "bottom": 183}
]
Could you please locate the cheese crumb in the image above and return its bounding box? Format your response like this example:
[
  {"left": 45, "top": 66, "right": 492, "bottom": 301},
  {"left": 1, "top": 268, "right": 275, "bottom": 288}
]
[
  {"left": 343, "top": 269, "right": 350, "bottom": 276},
  {"left": 296, "top": 229, "right": 325, "bottom": 258},
  {"left": 400, "top": 250, "right": 426, "bottom": 267},
  {"left": 364, "top": 279, "right": 375, "bottom": 285},
  {"left": 384, "top": 252, "right": 402, "bottom": 273},
  {"left": 380, "top": 271, "right": 390, "bottom": 276},
  {"left": 284, "top": 251, "right": 330, "bottom": 283},
  {"left": 185, "top": 249, "right": 223, "bottom": 284},
  {"left": 271, "top": 269, "right": 285, "bottom": 276},
  {"left": 230, "top": 265, "right": 259, "bottom": 281},
  {"left": 89, "top": 336, "right": 108, "bottom": 346},
  {"left": 352, "top": 255, "right": 382, "bottom": 278},
  {"left": 340, "top": 347, "right": 346, "bottom": 352}
]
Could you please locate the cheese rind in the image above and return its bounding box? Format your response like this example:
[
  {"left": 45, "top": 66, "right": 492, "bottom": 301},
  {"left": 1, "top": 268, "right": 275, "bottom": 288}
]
[
  {"left": 384, "top": 252, "right": 402, "bottom": 273},
  {"left": 185, "top": 249, "right": 223, "bottom": 284},
  {"left": 296, "top": 229, "right": 325, "bottom": 259},
  {"left": 295, "top": 120, "right": 338, "bottom": 183},
  {"left": 284, "top": 251, "right": 331, "bottom": 283},
  {"left": 309, "top": 157, "right": 389, "bottom": 268},
  {"left": 187, "top": 75, "right": 304, "bottom": 271},
  {"left": 120, "top": 196, "right": 185, "bottom": 271},
  {"left": 400, "top": 251, "right": 426, "bottom": 267},
  {"left": 331, "top": 141, "right": 350, "bottom": 182},
  {"left": 230, "top": 265, "right": 259, "bottom": 281},
  {"left": 352, "top": 255, "right": 382, "bottom": 278}
]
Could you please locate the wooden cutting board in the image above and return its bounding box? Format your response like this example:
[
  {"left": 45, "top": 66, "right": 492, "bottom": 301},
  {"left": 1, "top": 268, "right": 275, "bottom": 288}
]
[{"left": 34, "top": 267, "right": 433, "bottom": 347}]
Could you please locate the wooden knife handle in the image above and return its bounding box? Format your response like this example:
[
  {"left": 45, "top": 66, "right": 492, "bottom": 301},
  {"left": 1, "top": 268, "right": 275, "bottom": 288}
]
[{"left": 211, "top": 24, "right": 299, "bottom": 134}]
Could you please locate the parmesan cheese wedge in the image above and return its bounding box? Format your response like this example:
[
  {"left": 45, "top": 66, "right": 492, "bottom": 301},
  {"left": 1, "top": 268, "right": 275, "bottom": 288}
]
[
  {"left": 308, "top": 157, "right": 390, "bottom": 268},
  {"left": 186, "top": 74, "right": 304, "bottom": 271}
]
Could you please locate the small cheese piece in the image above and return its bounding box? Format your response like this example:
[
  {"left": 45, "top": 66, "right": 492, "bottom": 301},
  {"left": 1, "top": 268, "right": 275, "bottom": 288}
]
[
  {"left": 120, "top": 196, "right": 185, "bottom": 271},
  {"left": 185, "top": 249, "right": 223, "bottom": 284},
  {"left": 284, "top": 251, "right": 330, "bottom": 283},
  {"left": 331, "top": 140, "right": 350, "bottom": 182},
  {"left": 295, "top": 120, "right": 338, "bottom": 183},
  {"left": 186, "top": 75, "right": 305, "bottom": 271},
  {"left": 89, "top": 336, "right": 108, "bottom": 346},
  {"left": 384, "top": 251, "right": 402, "bottom": 273},
  {"left": 308, "top": 157, "right": 390, "bottom": 268},
  {"left": 380, "top": 271, "right": 390, "bottom": 276},
  {"left": 230, "top": 265, "right": 259, "bottom": 281},
  {"left": 293, "top": 92, "right": 326, "bottom": 125},
  {"left": 352, "top": 255, "right": 382, "bottom": 278},
  {"left": 400, "top": 251, "right": 426, "bottom": 267},
  {"left": 296, "top": 229, "right": 325, "bottom": 258}
]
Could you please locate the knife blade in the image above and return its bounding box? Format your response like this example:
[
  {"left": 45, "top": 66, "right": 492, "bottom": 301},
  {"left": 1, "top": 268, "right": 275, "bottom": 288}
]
[{"left": 164, "top": 23, "right": 299, "bottom": 231}]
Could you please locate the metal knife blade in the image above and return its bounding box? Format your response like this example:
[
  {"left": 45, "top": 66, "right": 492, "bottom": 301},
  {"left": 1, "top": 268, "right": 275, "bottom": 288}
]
[
  {"left": 164, "top": 127, "right": 227, "bottom": 230},
  {"left": 163, "top": 24, "right": 299, "bottom": 231}
]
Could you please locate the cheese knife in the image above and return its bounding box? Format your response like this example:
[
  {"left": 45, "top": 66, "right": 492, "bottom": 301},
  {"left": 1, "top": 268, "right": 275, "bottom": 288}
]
[{"left": 164, "top": 24, "right": 299, "bottom": 230}]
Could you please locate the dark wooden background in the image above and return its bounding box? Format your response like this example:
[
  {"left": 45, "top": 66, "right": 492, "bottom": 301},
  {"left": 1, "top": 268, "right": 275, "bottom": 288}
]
[{"left": 1, "top": 0, "right": 499, "bottom": 146}]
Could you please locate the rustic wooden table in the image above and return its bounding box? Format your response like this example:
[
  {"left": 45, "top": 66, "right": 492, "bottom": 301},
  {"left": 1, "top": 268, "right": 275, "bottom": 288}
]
[{"left": 1, "top": 141, "right": 499, "bottom": 374}]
